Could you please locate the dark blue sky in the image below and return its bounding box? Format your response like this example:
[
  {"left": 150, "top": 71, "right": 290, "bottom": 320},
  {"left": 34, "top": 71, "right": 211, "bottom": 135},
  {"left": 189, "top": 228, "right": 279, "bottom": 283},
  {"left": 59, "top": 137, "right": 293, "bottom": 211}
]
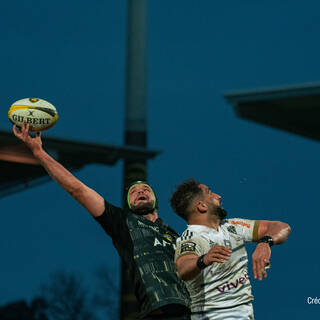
[{"left": 1, "top": 1, "right": 320, "bottom": 319}]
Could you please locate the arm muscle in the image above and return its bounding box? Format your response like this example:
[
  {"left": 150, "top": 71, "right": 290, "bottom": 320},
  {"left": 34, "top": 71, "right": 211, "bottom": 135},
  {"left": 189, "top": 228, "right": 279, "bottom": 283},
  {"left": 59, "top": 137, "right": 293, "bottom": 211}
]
[
  {"left": 35, "top": 149, "right": 105, "bottom": 218},
  {"left": 257, "top": 220, "right": 291, "bottom": 244},
  {"left": 176, "top": 254, "right": 200, "bottom": 281}
]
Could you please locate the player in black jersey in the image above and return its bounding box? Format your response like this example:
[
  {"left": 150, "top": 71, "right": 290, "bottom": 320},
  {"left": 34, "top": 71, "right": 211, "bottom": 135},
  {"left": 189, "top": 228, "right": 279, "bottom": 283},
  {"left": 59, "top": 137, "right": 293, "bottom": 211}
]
[{"left": 13, "top": 122, "right": 190, "bottom": 319}]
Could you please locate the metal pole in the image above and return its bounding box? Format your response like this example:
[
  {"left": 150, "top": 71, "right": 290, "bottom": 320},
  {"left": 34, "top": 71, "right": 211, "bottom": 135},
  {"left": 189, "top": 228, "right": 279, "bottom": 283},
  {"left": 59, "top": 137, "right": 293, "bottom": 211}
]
[{"left": 121, "top": 0, "right": 147, "bottom": 319}]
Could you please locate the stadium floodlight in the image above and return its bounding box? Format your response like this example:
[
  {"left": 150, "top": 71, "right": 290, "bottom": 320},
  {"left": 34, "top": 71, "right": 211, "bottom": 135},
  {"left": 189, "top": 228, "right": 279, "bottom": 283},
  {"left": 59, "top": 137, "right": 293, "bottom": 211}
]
[
  {"left": 0, "top": 129, "right": 159, "bottom": 198},
  {"left": 224, "top": 83, "right": 320, "bottom": 141}
]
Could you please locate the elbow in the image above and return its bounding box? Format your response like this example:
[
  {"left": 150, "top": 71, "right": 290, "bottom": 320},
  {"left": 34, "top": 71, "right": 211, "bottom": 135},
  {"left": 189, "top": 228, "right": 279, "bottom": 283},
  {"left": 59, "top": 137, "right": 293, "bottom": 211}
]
[
  {"left": 275, "top": 221, "right": 291, "bottom": 244},
  {"left": 281, "top": 221, "right": 291, "bottom": 236},
  {"left": 176, "top": 256, "right": 200, "bottom": 281},
  {"left": 286, "top": 223, "right": 291, "bottom": 234},
  {"left": 176, "top": 267, "right": 185, "bottom": 281},
  {"left": 176, "top": 265, "right": 189, "bottom": 281},
  {"left": 177, "top": 268, "right": 195, "bottom": 281},
  {"left": 285, "top": 223, "right": 291, "bottom": 239}
]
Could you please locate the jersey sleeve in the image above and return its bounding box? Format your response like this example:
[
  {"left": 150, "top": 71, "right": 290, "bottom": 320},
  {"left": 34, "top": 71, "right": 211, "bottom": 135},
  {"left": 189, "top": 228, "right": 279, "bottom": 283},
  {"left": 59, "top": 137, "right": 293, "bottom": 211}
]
[
  {"left": 94, "top": 200, "right": 128, "bottom": 240},
  {"left": 175, "top": 230, "right": 211, "bottom": 262},
  {"left": 227, "top": 218, "right": 259, "bottom": 242}
]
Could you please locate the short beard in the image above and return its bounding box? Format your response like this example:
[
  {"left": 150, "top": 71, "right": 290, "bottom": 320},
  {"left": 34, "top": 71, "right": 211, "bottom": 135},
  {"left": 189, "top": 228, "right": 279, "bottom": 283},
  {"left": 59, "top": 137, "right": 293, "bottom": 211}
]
[
  {"left": 216, "top": 207, "right": 227, "bottom": 220},
  {"left": 209, "top": 203, "right": 227, "bottom": 221},
  {"left": 130, "top": 202, "right": 155, "bottom": 215}
]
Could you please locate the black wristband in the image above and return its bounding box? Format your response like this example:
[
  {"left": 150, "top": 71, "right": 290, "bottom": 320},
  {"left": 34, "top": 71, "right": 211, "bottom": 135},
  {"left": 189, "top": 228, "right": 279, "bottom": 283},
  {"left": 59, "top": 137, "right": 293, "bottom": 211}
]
[
  {"left": 196, "top": 254, "right": 207, "bottom": 270},
  {"left": 258, "top": 235, "right": 274, "bottom": 247}
]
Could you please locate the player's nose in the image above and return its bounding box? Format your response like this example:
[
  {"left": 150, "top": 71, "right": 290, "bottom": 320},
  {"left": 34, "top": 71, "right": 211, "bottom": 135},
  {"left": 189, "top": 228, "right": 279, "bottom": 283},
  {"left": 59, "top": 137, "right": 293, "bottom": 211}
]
[{"left": 213, "top": 193, "right": 221, "bottom": 199}]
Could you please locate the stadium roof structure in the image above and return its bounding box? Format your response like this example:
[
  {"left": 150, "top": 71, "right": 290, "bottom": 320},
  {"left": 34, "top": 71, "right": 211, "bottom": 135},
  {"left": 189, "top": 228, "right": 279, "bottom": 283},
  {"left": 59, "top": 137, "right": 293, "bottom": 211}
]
[
  {"left": 224, "top": 82, "right": 320, "bottom": 141},
  {"left": 0, "top": 129, "right": 159, "bottom": 198}
]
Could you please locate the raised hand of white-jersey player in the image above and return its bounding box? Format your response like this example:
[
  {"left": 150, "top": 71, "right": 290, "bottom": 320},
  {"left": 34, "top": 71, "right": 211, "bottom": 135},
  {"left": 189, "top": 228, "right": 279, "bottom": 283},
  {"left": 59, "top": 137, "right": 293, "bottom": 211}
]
[{"left": 252, "top": 242, "right": 271, "bottom": 280}]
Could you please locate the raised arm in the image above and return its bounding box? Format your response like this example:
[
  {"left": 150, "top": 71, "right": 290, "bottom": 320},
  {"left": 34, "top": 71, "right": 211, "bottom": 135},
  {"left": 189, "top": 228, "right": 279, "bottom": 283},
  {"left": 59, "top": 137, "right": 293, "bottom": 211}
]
[
  {"left": 13, "top": 122, "right": 105, "bottom": 218},
  {"left": 252, "top": 220, "right": 291, "bottom": 280},
  {"left": 176, "top": 245, "right": 232, "bottom": 281},
  {"left": 256, "top": 220, "right": 291, "bottom": 244}
]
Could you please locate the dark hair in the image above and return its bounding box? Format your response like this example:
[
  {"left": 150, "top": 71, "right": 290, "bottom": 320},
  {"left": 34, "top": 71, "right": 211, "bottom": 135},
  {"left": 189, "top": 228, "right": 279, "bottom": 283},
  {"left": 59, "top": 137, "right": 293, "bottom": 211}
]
[{"left": 170, "top": 179, "right": 203, "bottom": 221}]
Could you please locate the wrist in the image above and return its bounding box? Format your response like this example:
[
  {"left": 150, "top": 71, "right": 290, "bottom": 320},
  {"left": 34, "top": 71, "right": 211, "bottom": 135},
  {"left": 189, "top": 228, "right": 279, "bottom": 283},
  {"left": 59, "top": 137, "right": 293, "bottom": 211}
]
[
  {"left": 197, "top": 254, "right": 208, "bottom": 270},
  {"left": 32, "top": 147, "right": 45, "bottom": 159},
  {"left": 258, "top": 235, "right": 274, "bottom": 247}
]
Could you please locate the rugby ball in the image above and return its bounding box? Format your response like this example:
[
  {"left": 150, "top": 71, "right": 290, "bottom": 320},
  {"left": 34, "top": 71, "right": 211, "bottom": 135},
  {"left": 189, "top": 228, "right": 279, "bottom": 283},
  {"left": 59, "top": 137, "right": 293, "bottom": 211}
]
[{"left": 8, "top": 98, "right": 58, "bottom": 132}]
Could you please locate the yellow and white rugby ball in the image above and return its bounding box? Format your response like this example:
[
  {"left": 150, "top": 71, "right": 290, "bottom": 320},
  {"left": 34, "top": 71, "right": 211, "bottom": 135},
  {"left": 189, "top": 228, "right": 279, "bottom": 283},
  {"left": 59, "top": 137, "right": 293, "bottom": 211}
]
[{"left": 8, "top": 98, "right": 58, "bottom": 132}]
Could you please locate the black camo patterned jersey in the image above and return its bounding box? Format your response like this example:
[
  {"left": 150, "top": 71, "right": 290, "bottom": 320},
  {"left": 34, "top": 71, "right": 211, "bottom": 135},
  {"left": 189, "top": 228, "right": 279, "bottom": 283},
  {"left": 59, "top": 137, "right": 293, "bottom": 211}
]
[{"left": 95, "top": 201, "right": 190, "bottom": 318}]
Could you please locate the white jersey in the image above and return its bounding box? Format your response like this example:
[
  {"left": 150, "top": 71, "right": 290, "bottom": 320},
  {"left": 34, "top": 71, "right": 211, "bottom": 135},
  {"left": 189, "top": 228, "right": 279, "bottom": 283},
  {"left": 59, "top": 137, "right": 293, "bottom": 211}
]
[{"left": 175, "top": 218, "right": 259, "bottom": 317}]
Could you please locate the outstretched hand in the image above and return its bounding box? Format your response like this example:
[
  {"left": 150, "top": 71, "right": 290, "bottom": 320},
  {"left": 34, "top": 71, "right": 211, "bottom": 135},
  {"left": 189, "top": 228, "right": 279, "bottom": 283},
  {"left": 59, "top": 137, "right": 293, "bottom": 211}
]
[
  {"left": 252, "top": 243, "right": 271, "bottom": 280},
  {"left": 13, "top": 121, "right": 43, "bottom": 154}
]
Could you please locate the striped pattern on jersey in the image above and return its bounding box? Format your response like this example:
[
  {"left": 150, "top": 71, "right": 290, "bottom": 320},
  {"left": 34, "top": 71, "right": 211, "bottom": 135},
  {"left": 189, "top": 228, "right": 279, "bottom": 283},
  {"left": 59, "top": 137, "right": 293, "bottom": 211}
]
[
  {"left": 180, "top": 230, "right": 194, "bottom": 240},
  {"left": 175, "top": 219, "right": 257, "bottom": 315}
]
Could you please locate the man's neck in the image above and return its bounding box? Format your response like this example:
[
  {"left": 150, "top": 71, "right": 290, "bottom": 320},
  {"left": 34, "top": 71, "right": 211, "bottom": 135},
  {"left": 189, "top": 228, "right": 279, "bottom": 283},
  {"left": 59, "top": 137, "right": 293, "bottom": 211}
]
[
  {"left": 143, "top": 210, "right": 158, "bottom": 223},
  {"left": 188, "top": 215, "right": 221, "bottom": 231}
]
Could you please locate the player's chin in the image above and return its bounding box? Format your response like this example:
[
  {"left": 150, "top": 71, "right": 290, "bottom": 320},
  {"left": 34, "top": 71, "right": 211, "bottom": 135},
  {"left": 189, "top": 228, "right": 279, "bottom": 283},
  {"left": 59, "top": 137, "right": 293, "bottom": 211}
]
[
  {"left": 216, "top": 207, "right": 227, "bottom": 219},
  {"left": 139, "top": 201, "right": 153, "bottom": 208},
  {"left": 133, "top": 201, "right": 153, "bottom": 210}
]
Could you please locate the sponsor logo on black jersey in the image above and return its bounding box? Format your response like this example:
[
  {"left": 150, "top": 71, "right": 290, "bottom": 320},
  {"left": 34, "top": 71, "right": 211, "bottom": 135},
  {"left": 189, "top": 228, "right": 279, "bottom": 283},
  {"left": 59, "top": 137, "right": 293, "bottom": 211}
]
[
  {"left": 154, "top": 237, "right": 176, "bottom": 249},
  {"left": 164, "top": 232, "right": 173, "bottom": 242},
  {"left": 137, "top": 220, "right": 160, "bottom": 233}
]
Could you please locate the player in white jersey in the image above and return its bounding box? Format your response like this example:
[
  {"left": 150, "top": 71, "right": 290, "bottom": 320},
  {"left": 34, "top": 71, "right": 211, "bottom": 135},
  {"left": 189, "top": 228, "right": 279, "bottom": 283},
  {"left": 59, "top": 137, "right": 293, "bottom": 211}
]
[{"left": 170, "top": 179, "right": 291, "bottom": 320}]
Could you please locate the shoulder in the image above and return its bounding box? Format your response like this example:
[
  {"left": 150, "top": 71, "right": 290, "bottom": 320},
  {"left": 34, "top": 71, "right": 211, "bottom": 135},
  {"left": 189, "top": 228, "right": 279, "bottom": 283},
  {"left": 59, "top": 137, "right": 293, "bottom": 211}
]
[
  {"left": 94, "top": 200, "right": 128, "bottom": 234},
  {"left": 225, "top": 218, "right": 256, "bottom": 229},
  {"left": 224, "top": 218, "right": 258, "bottom": 241},
  {"left": 178, "top": 226, "right": 211, "bottom": 247},
  {"left": 105, "top": 200, "right": 125, "bottom": 213},
  {"left": 179, "top": 225, "right": 205, "bottom": 240},
  {"left": 180, "top": 228, "right": 195, "bottom": 241},
  {"left": 175, "top": 227, "right": 211, "bottom": 259}
]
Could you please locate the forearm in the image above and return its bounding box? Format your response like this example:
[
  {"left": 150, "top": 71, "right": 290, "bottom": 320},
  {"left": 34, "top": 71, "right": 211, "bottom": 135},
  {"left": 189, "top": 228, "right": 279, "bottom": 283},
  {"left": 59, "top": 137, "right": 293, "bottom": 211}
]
[
  {"left": 33, "top": 148, "right": 105, "bottom": 217},
  {"left": 33, "top": 148, "right": 84, "bottom": 196},
  {"left": 176, "top": 255, "right": 202, "bottom": 281},
  {"left": 251, "top": 220, "right": 291, "bottom": 280},
  {"left": 13, "top": 123, "right": 105, "bottom": 217},
  {"left": 176, "top": 245, "right": 231, "bottom": 280}
]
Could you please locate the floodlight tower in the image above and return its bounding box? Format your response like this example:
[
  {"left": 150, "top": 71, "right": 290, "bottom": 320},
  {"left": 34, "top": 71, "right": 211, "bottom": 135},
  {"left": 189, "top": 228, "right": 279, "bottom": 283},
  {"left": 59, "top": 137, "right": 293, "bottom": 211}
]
[{"left": 121, "top": 0, "right": 148, "bottom": 319}]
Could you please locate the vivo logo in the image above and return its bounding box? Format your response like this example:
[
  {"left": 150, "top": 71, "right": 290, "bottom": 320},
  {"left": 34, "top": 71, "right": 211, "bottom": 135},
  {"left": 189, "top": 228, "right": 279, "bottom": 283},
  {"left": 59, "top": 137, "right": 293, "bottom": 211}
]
[{"left": 216, "top": 273, "right": 249, "bottom": 293}]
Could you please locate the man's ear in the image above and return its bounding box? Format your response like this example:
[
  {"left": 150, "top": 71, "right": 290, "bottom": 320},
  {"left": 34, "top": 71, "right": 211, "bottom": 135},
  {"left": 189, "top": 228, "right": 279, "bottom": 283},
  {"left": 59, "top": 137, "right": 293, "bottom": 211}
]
[{"left": 196, "top": 201, "right": 207, "bottom": 214}]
